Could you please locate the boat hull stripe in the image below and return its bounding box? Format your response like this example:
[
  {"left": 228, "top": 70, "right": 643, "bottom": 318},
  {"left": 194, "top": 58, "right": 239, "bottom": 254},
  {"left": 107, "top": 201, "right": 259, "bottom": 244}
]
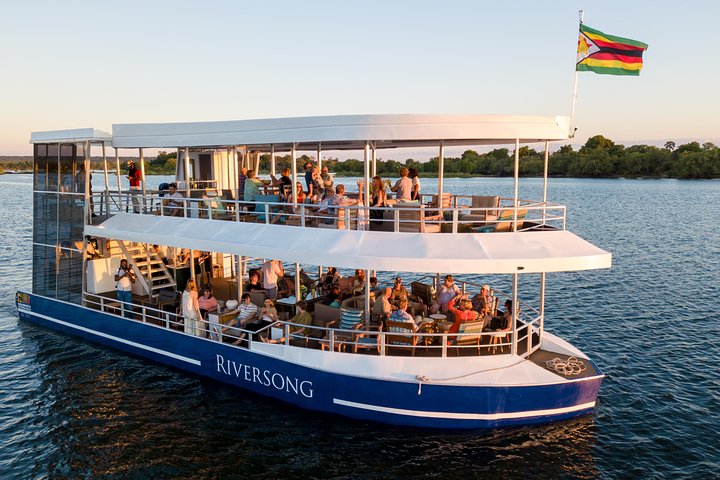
[
  {"left": 25, "top": 310, "right": 201, "bottom": 366},
  {"left": 332, "top": 398, "right": 596, "bottom": 420}
]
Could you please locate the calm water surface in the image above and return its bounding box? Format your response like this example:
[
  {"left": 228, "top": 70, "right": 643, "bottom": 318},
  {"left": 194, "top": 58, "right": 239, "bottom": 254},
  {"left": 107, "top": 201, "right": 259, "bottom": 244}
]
[{"left": 1, "top": 174, "right": 718, "bottom": 479}]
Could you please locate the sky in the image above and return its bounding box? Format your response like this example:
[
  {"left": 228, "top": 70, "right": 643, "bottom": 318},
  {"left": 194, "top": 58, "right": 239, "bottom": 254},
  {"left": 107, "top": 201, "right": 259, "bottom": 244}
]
[{"left": 1, "top": 0, "right": 718, "bottom": 157}]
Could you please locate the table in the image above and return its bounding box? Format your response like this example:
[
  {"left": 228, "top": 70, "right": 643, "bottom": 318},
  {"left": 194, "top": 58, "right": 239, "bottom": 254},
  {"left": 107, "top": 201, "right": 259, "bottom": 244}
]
[{"left": 429, "top": 313, "right": 447, "bottom": 321}]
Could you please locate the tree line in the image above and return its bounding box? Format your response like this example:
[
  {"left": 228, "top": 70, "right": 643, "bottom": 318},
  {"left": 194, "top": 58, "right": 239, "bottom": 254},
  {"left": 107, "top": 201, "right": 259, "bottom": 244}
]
[{"left": 3, "top": 136, "right": 718, "bottom": 179}]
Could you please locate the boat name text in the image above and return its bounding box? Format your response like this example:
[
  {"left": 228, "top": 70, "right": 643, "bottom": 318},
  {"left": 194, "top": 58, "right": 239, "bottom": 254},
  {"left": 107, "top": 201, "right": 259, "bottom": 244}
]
[{"left": 215, "top": 354, "right": 313, "bottom": 398}]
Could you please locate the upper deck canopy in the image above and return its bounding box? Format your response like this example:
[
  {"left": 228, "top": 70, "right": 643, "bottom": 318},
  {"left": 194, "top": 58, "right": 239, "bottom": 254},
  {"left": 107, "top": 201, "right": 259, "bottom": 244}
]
[
  {"left": 30, "top": 128, "right": 112, "bottom": 145},
  {"left": 111, "top": 114, "right": 571, "bottom": 150},
  {"left": 86, "top": 214, "right": 611, "bottom": 274}
]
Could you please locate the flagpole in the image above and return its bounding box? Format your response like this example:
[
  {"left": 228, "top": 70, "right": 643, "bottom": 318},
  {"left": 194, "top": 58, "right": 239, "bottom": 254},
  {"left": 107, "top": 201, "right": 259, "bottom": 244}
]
[{"left": 569, "top": 9, "right": 584, "bottom": 137}]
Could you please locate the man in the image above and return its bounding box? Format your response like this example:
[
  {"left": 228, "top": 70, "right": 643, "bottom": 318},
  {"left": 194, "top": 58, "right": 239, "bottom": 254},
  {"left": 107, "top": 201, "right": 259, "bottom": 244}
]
[
  {"left": 431, "top": 274, "right": 461, "bottom": 314},
  {"left": 388, "top": 299, "right": 415, "bottom": 325},
  {"left": 261, "top": 259, "right": 284, "bottom": 300},
  {"left": 271, "top": 167, "right": 293, "bottom": 195},
  {"left": 303, "top": 162, "right": 314, "bottom": 195},
  {"left": 162, "top": 183, "right": 184, "bottom": 216},
  {"left": 390, "top": 167, "right": 413, "bottom": 201},
  {"left": 320, "top": 165, "right": 334, "bottom": 191},
  {"left": 263, "top": 300, "right": 313, "bottom": 343},
  {"left": 471, "top": 284, "right": 495, "bottom": 318},
  {"left": 126, "top": 160, "right": 143, "bottom": 213},
  {"left": 238, "top": 166, "right": 248, "bottom": 201},
  {"left": 372, "top": 287, "right": 394, "bottom": 320},
  {"left": 114, "top": 259, "right": 135, "bottom": 318},
  {"left": 222, "top": 293, "right": 259, "bottom": 345}
]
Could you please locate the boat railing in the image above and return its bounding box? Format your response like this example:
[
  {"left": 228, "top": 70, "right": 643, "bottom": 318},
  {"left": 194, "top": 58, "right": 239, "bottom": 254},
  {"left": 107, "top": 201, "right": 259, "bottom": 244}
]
[
  {"left": 91, "top": 191, "right": 566, "bottom": 233},
  {"left": 82, "top": 292, "right": 538, "bottom": 358}
]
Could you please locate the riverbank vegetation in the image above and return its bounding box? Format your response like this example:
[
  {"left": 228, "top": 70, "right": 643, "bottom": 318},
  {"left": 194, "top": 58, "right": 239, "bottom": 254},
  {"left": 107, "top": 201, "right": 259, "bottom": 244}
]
[{"left": 2, "top": 136, "right": 718, "bottom": 178}]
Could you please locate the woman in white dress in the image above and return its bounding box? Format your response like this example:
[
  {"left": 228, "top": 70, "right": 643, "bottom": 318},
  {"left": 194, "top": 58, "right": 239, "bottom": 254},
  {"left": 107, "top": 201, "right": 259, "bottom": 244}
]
[{"left": 182, "top": 278, "right": 204, "bottom": 337}]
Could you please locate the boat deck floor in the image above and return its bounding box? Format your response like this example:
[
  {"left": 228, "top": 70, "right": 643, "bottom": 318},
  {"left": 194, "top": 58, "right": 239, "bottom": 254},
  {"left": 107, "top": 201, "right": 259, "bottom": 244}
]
[{"left": 527, "top": 349, "right": 600, "bottom": 380}]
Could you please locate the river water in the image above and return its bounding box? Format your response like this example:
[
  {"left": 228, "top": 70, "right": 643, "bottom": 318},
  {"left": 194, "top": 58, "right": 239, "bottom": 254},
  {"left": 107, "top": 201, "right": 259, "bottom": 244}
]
[{"left": 1, "top": 174, "right": 718, "bottom": 479}]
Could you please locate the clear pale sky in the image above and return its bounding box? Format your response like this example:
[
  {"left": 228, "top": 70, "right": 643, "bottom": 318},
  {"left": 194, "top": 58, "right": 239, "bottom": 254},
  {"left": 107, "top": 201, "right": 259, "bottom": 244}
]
[{"left": 1, "top": 0, "right": 718, "bottom": 156}]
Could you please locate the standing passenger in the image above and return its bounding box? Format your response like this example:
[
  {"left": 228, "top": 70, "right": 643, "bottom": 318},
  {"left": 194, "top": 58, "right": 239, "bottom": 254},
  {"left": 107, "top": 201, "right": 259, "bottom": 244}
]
[
  {"left": 114, "top": 259, "right": 135, "bottom": 318},
  {"left": 261, "top": 259, "right": 284, "bottom": 300},
  {"left": 182, "top": 279, "right": 204, "bottom": 337},
  {"left": 409, "top": 167, "right": 421, "bottom": 201},
  {"left": 390, "top": 167, "right": 413, "bottom": 201}
]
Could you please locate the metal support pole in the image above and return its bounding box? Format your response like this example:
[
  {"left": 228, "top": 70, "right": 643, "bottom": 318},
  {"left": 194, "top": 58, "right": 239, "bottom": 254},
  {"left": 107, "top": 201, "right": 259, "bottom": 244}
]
[
  {"left": 569, "top": 10, "right": 584, "bottom": 135},
  {"left": 190, "top": 249, "right": 196, "bottom": 282},
  {"left": 102, "top": 143, "right": 110, "bottom": 215},
  {"left": 511, "top": 273, "right": 518, "bottom": 356},
  {"left": 115, "top": 148, "right": 123, "bottom": 211},
  {"left": 139, "top": 148, "right": 147, "bottom": 213},
  {"left": 364, "top": 269, "right": 371, "bottom": 326},
  {"left": 543, "top": 140, "right": 549, "bottom": 224},
  {"left": 237, "top": 255, "right": 243, "bottom": 301},
  {"left": 513, "top": 138, "right": 520, "bottom": 231},
  {"left": 371, "top": 143, "right": 377, "bottom": 178},
  {"left": 81, "top": 141, "right": 91, "bottom": 306},
  {"left": 232, "top": 146, "right": 239, "bottom": 195},
  {"left": 254, "top": 151, "right": 260, "bottom": 174},
  {"left": 437, "top": 141, "right": 445, "bottom": 209},
  {"left": 539, "top": 272, "right": 546, "bottom": 347},
  {"left": 270, "top": 145, "right": 276, "bottom": 177},
  {"left": 291, "top": 144, "right": 298, "bottom": 204},
  {"left": 317, "top": 142, "right": 322, "bottom": 171},
  {"left": 295, "top": 262, "right": 301, "bottom": 300},
  {"left": 363, "top": 142, "right": 370, "bottom": 215},
  {"left": 184, "top": 147, "right": 191, "bottom": 198}
]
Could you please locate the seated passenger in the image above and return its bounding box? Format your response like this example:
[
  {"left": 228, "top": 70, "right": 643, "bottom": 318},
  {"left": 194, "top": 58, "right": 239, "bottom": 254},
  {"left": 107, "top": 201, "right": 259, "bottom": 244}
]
[
  {"left": 388, "top": 299, "right": 416, "bottom": 327},
  {"left": 372, "top": 287, "right": 394, "bottom": 320},
  {"left": 264, "top": 300, "right": 314, "bottom": 344},
  {"left": 260, "top": 298, "right": 279, "bottom": 322},
  {"left": 321, "top": 267, "right": 340, "bottom": 290},
  {"left": 369, "top": 276, "right": 382, "bottom": 296},
  {"left": 244, "top": 170, "right": 263, "bottom": 208},
  {"left": 350, "top": 269, "right": 366, "bottom": 296},
  {"left": 271, "top": 167, "right": 293, "bottom": 195},
  {"left": 471, "top": 284, "right": 495, "bottom": 319},
  {"left": 221, "top": 293, "right": 259, "bottom": 345},
  {"left": 448, "top": 294, "right": 479, "bottom": 342},
  {"left": 162, "top": 182, "right": 185, "bottom": 217},
  {"left": 322, "top": 285, "right": 341, "bottom": 307},
  {"left": 431, "top": 274, "right": 461, "bottom": 314},
  {"left": 197, "top": 287, "right": 219, "bottom": 319},
  {"left": 488, "top": 300, "right": 513, "bottom": 332}
]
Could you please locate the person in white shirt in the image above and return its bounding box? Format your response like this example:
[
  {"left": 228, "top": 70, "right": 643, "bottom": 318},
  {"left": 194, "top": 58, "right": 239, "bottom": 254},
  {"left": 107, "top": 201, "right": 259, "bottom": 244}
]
[
  {"left": 409, "top": 167, "right": 421, "bottom": 201},
  {"left": 222, "top": 293, "right": 259, "bottom": 344},
  {"left": 431, "top": 274, "right": 461, "bottom": 314},
  {"left": 261, "top": 259, "right": 284, "bottom": 299},
  {"left": 162, "top": 183, "right": 185, "bottom": 217},
  {"left": 114, "top": 259, "right": 135, "bottom": 318}
]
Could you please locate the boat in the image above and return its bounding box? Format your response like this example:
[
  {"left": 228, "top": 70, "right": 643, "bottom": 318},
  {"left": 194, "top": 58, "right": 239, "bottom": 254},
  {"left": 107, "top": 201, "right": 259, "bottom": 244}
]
[{"left": 16, "top": 114, "right": 611, "bottom": 429}]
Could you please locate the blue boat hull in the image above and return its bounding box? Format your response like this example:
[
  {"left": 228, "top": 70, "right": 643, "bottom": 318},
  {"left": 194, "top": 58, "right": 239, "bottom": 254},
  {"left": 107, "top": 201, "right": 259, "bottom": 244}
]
[{"left": 15, "top": 291, "right": 603, "bottom": 429}]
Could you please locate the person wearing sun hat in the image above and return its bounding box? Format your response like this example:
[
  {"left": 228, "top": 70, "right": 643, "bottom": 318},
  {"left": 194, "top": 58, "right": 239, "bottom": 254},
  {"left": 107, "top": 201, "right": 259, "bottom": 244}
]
[{"left": 471, "top": 284, "right": 495, "bottom": 318}]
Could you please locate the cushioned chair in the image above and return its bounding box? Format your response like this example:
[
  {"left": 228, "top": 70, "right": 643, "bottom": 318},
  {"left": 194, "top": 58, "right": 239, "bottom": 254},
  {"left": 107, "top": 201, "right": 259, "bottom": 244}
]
[
  {"left": 462, "top": 195, "right": 500, "bottom": 224},
  {"left": 253, "top": 194, "right": 281, "bottom": 222},
  {"left": 474, "top": 209, "right": 528, "bottom": 233},
  {"left": 323, "top": 308, "right": 363, "bottom": 351},
  {"left": 455, "top": 320, "right": 485, "bottom": 355},
  {"left": 384, "top": 320, "right": 416, "bottom": 356},
  {"left": 391, "top": 203, "right": 442, "bottom": 233}
]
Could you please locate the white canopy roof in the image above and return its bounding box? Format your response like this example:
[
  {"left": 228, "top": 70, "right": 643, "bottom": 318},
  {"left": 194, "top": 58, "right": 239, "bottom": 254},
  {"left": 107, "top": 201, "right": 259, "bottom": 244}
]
[
  {"left": 111, "top": 114, "right": 571, "bottom": 150},
  {"left": 30, "top": 128, "right": 112, "bottom": 145},
  {"left": 86, "top": 214, "right": 611, "bottom": 274}
]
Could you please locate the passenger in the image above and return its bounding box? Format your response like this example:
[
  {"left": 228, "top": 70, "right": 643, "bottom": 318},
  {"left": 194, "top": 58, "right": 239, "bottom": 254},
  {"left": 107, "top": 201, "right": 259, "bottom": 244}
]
[
  {"left": 390, "top": 167, "right": 413, "bottom": 201},
  {"left": 320, "top": 165, "right": 334, "bottom": 191},
  {"left": 260, "top": 298, "right": 279, "bottom": 322},
  {"left": 261, "top": 259, "right": 284, "bottom": 300},
  {"left": 311, "top": 166, "right": 325, "bottom": 201},
  {"left": 293, "top": 182, "right": 306, "bottom": 204},
  {"left": 489, "top": 300, "right": 513, "bottom": 332},
  {"left": 263, "top": 300, "right": 312, "bottom": 343},
  {"left": 351, "top": 269, "right": 366, "bottom": 296},
  {"left": 390, "top": 277, "right": 409, "bottom": 304},
  {"left": 447, "top": 294, "right": 479, "bottom": 341},
  {"left": 126, "top": 160, "right": 143, "bottom": 213},
  {"left": 369, "top": 276, "right": 382, "bottom": 296},
  {"left": 271, "top": 167, "right": 293, "bottom": 195},
  {"left": 245, "top": 271, "right": 263, "bottom": 292},
  {"left": 471, "top": 284, "right": 495, "bottom": 319},
  {"left": 321, "top": 267, "right": 340, "bottom": 289},
  {"left": 372, "top": 287, "right": 394, "bottom": 320},
  {"left": 162, "top": 183, "right": 185, "bottom": 217},
  {"left": 431, "top": 274, "right": 461, "bottom": 314},
  {"left": 197, "top": 287, "right": 219, "bottom": 319},
  {"left": 408, "top": 167, "right": 421, "bottom": 201},
  {"left": 243, "top": 170, "right": 263, "bottom": 208},
  {"left": 222, "top": 293, "right": 259, "bottom": 345},
  {"left": 303, "top": 161, "right": 314, "bottom": 195},
  {"left": 369, "top": 176, "right": 387, "bottom": 228},
  {"left": 182, "top": 279, "right": 204, "bottom": 337},
  {"left": 114, "top": 259, "right": 135, "bottom": 318},
  {"left": 237, "top": 166, "right": 248, "bottom": 201},
  {"left": 388, "top": 299, "right": 415, "bottom": 326},
  {"left": 322, "top": 284, "right": 341, "bottom": 307}
]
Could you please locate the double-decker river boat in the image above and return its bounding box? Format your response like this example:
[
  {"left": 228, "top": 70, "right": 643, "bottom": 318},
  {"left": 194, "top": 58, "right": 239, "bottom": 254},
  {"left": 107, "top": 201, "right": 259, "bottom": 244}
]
[{"left": 17, "top": 114, "right": 611, "bottom": 428}]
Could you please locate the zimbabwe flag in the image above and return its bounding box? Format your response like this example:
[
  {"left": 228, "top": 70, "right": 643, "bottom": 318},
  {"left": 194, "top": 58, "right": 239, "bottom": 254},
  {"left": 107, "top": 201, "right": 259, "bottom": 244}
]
[{"left": 576, "top": 24, "right": 648, "bottom": 76}]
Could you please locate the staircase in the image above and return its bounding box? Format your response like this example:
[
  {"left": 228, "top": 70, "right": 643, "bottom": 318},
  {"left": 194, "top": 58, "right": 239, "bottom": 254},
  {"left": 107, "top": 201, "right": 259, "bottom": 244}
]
[{"left": 108, "top": 240, "right": 177, "bottom": 298}]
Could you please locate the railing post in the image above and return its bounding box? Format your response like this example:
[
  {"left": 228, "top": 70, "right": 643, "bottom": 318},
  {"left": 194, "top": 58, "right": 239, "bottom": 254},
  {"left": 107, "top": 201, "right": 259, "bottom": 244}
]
[
  {"left": 393, "top": 208, "right": 399, "bottom": 232},
  {"left": 300, "top": 205, "right": 306, "bottom": 227},
  {"left": 265, "top": 203, "right": 270, "bottom": 224},
  {"left": 441, "top": 334, "right": 447, "bottom": 358},
  {"left": 452, "top": 209, "right": 458, "bottom": 233},
  {"left": 379, "top": 332, "right": 385, "bottom": 356},
  {"left": 329, "top": 330, "right": 335, "bottom": 351},
  {"left": 235, "top": 195, "right": 240, "bottom": 222}
]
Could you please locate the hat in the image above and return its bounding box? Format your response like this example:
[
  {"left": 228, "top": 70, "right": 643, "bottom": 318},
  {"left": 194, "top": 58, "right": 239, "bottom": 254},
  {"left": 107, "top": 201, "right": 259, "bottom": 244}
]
[
  {"left": 481, "top": 284, "right": 490, "bottom": 291},
  {"left": 127, "top": 160, "right": 135, "bottom": 166}
]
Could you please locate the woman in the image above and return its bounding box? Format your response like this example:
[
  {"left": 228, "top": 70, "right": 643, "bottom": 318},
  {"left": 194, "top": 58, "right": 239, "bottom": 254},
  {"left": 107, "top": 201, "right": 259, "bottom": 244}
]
[
  {"left": 408, "top": 168, "right": 421, "bottom": 201},
  {"left": 182, "top": 279, "right": 204, "bottom": 337},
  {"left": 260, "top": 298, "right": 279, "bottom": 322},
  {"left": 245, "top": 271, "right": 263, "bottom": 291},
  {"left": 294, "top": 182, "right": 306, "bottom": 204},
  {"left": 244, "top": 169, "right": 263, "bottom": 207},
  {"left": 311, "top": 166, "right": 324, "bottom": 201},
  {"left": 447, "top": 294, "right": 479, "bottom": 342},
  {"left": 197, "top": 287, "right": 218, "bottom": 319},
  {"left": 369, "top": 176, "right": 387, "bottom": 227},
  {"left": 322, "top": 267, "right": 340, "bottom": 288},
  {"left": 351, "top": 269, "right": 365, "bottom": 296}
]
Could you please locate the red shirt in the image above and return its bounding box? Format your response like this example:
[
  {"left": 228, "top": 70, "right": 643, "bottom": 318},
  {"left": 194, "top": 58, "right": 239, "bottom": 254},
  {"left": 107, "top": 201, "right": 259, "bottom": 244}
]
[
  {"left": 129, "top": 166, "right": 142, "bottom": 187},
  {"left": 448, "top": 303, "right": 479, "bottom": 336}
]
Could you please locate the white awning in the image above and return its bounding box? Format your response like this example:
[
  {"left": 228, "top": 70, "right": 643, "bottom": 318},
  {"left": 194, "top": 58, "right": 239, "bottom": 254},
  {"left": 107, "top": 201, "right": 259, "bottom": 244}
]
[
  {"left": 85, "top": 214, "right": 611, "bottom": 274},
  {"left": 111, "top": 114, "right": 570, "bottom": 149},
  {"left": 30, "top": 128, "right": 112, "bottom": 145}
]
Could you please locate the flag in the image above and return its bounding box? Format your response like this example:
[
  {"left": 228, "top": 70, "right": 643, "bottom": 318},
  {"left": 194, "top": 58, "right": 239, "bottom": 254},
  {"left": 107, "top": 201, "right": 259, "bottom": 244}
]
[{"left": 576, "top": 24, "right": 648, "bottom": 76}]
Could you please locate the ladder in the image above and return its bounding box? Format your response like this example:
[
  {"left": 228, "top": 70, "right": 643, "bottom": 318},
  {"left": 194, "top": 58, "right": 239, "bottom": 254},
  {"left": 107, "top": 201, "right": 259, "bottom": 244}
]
[{"left": 108, "top": 240, "right": 177, "bottom": 299}]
